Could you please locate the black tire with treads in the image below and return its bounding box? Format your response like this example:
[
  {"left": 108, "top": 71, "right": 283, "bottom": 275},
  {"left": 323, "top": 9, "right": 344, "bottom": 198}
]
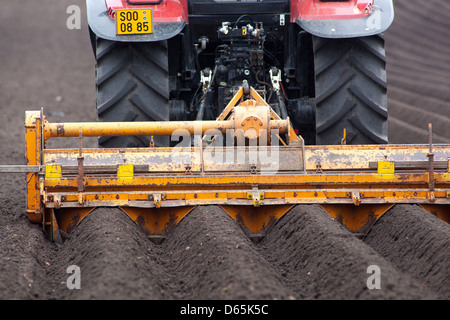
[
  {"left": 95, "top": 38, "right": 170, "bottom": 147},
  {"left": 313, "top": 35, "right": 388, "bottom": 145}
]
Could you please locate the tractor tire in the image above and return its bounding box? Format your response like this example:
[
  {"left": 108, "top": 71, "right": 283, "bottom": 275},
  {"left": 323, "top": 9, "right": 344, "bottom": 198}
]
[
  {"left": 95, "top": 38, "right": 170, "bottom": 148},
  {"left": 313, "top": 35, "right": 388, "bottom": 145}
]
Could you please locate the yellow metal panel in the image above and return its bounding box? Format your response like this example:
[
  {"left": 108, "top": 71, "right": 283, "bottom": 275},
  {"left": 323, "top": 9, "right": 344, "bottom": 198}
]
[
  {"left": 377, "top": 160, "right": 395, "bottom": 174},
  {"left": 320, "top": 204, "right": 394, "bottom": 233},
  {"left": 45, "top": 164, "right": 62, "bottom": 180},
  {"left": 419, "top": 204, "right": 450, "bottom": 224},
  {"left": 120, "top": 206, "right": 195, "bottom": 235},
  {"left": 305, "top": 144, "right": 450, "bottom": 170},
  {"left": 54, "top": 207, "right": 95, "bottom": 234},
  {"left": 25, "top": 111, "right": 43, "bottom": 224},
  {"left": 117, "top": 164, "right": 134, "bottom": 178},
  {"left": 43, "top": 144, "right": 450, "bottom": 172},
  {"left": 221, "top": 204, "right": 293, "bottom": 236},
  {"left": 444, "top": 161, "right": 450, "bottom": 181}
]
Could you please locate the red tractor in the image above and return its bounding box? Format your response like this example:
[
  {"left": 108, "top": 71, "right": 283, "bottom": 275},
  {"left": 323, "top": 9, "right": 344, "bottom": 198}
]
[{"left": 87, "top": 0, "right": 394, "bottom": 147}]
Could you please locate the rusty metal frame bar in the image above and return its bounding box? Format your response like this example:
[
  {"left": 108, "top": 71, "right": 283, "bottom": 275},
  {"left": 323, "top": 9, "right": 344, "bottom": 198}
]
[{"left": 41, "top": 144, "right": 450, "bottom": 171}]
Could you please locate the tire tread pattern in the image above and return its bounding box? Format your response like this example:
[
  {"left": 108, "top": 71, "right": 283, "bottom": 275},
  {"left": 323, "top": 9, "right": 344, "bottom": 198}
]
[
  {"left": 313, "top": 35, "right": 388, "bottom": 145},
  {"left": 95, "top": 38, "right": 170, "bottom": 147}
]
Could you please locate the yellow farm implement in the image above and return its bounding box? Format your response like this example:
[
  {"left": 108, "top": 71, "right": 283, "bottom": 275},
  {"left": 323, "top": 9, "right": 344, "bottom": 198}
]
[{"left": 1, "top": 87, "right": 449, "bottom": 243}]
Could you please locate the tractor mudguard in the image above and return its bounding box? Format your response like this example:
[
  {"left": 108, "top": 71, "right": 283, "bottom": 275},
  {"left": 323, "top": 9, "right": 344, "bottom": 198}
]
[
  {"left": 86, "top": 0, "right": 187, "bottom": 42},
  {"left": 293, "top": 0, "right": 394, "bottom": 38}
]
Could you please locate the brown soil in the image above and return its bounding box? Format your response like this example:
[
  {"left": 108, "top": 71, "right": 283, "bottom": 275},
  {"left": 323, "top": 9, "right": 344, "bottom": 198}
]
[
  {"left": 363, "top": 205, "right": 450, "bottom": 299},
  {"left": 0, "top": 0, "right": 448, "bottom": 301}
]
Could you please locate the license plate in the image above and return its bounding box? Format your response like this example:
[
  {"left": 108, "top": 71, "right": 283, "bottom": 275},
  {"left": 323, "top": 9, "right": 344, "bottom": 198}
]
[{"left": 116, "top": 9, "right": 153, "bottom": 35}]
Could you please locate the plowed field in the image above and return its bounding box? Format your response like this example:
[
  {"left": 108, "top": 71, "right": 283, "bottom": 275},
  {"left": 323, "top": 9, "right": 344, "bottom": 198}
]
[{"left": 0, "top": 0, "right": 448, "bottom": 303}]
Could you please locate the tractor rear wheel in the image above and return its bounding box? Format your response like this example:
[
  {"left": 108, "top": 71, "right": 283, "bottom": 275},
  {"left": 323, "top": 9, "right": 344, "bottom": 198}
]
[
  {"left": 94, "top": 38, "right": 170, "bottom": 148},
  {"left": 313, "top": 35, "right": 388, "bottom": 145}
]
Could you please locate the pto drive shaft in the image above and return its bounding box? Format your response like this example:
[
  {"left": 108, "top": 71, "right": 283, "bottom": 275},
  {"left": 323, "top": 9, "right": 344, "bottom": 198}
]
[{"left": 43, "top": 101, "right": 290, "bottom": 142}]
